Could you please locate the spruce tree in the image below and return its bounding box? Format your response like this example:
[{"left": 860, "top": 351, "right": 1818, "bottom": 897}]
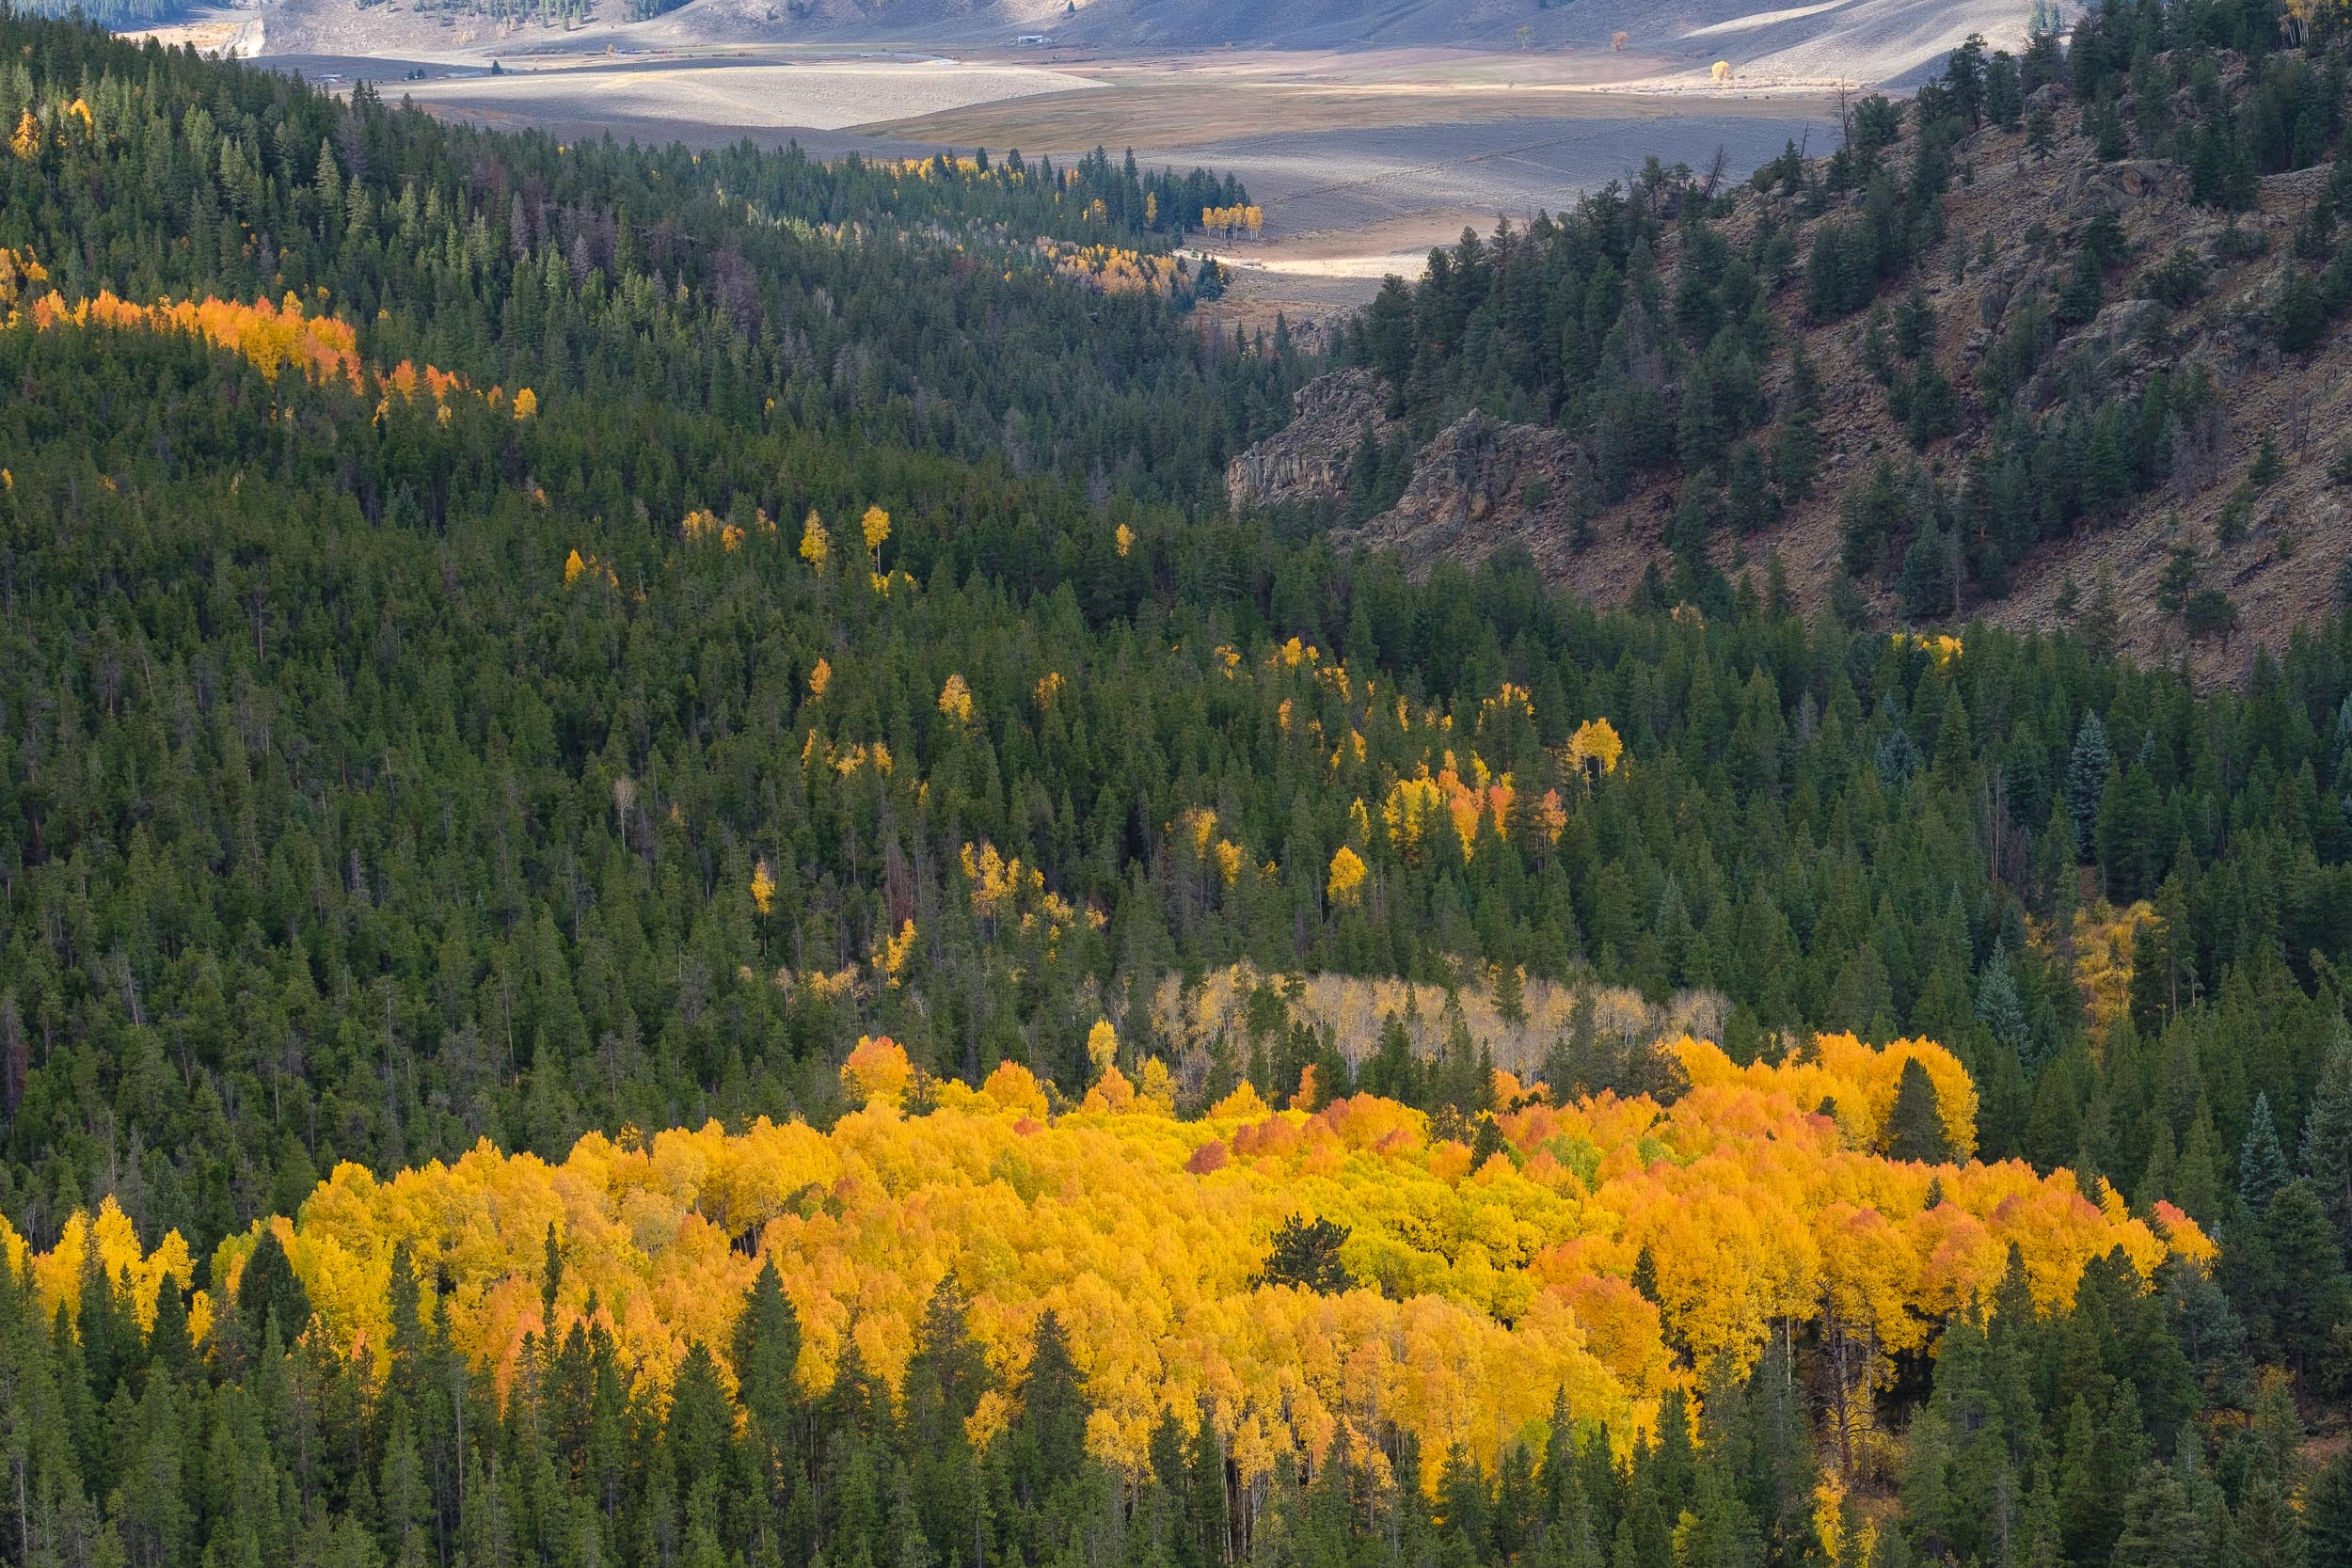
[
  {"left": 2259, "top": 1180, "right": 2348, "bottom": 1373},
  {"left": 2237, "top": 1093, "right": 2290, "bottom": 1215},
  {"left": 2067, "top": 714, "right": 2112, "bottom": 856},
  {"left": 2301, "top": 1017, "right": 2352, "bottom": 1250},
  {"left": 1887, "top": 1057, "right": 1954, "bottom": 1163},
  {"left": 2306, "top": 1444, "right": 2352, "bottom": 1568}
]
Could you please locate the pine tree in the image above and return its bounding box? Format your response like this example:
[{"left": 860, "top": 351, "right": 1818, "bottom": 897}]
[
  {"left": 2302, "top": 1016, "right": 2352, "bottom": 1251},
  {"left": 1976, "top": 944, "right": 2032, "bottom": 1053},
  {"left": 238, "top": 1227, "right": 312, "bottom": 1349},
  {"left": 1261, "top": 1214, "right": 1352, "bottom": 1294},
  {"left": 2112, "top": 1463, "right": 2201, "bottom": 1568},
  {"left": 2233, "top": 1467, "right": 2302, "bottom": 1568},
  {"left": 2259, "top": 1180, "right": 2348, "bottom": 1373},
  {"left": 2237, "top": 1092, "right": 2290, "bottom": 1214},
  {"left": 732, "top": 1256, "right": 804, "bottom": 1495},
  {"left": 1886, "top": 1057, "right": 1953, "bottom": 1162},
  {"left": 2306, "top": 1443, "right": 2352, "bottom": 1568},
  {"left": 2067, "top": 715, "right": 2112, "bottom": 856}
]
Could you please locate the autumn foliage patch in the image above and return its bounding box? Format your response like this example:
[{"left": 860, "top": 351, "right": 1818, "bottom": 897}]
[{"left": 3, "top": 1033, "right": 2209, "bottom": 1483}]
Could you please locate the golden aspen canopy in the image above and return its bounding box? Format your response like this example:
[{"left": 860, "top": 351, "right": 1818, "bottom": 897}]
[{"left": 7, "top": 1033, "right": 2208, "bottom": 1483}]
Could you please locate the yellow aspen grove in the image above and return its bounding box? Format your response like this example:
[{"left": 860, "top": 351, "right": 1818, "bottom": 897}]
[
  {"left": 1566, "top": 717, "right": 1625, "bottom": 775},
  {"left": 40, "top": 1033, "right": 2211, "bottom": 1489}
]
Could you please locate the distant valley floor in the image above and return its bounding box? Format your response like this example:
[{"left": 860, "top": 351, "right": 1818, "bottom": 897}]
[{"left": 266, "top": 43, "right": 1832, "bottom": 321}]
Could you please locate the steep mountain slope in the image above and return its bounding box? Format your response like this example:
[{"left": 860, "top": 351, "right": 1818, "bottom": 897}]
[{"left": 1232, "top": 36, "right": 2352, "bottom": 686}]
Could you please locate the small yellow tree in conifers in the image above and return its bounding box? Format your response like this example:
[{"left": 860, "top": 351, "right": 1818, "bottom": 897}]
[
  {"left": 751, "top": 859, "right": 777, "bottom": 916},
  {"left": 1327, "top": 846, "right": 1368, "bottom": 907},
  {"left": 563, "top": 548, "right": 586, "bottom": 586},
  {"left": 513, "top": 387, "right": 538, "bottom": 420},
  {"left": 799, "top": 510, "right": 830, "bottom": 571},
  {"left": 938, "top": 673, "right": 975, "bottom": 724},
  {"left": 808, "top": 657, "right": 832, "bottom": 700},
  {"left": 1086, "top": 1018, "right": 1120, "bottom": 1080},
  {"left": 1566, "top": 717, "right": 1625, "bottom": 777},
  {"left": 861, "top": 505, "right": 891, "bottom": 571}
]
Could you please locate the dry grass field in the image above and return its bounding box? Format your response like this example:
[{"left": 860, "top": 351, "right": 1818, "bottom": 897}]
[{"left": 388, "top": 54, "right": 1106, "bottom": 133}]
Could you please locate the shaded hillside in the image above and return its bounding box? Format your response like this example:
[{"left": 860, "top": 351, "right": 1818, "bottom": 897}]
[{"left": 1233, "top": 17, "right": 2352, "bottom": 685}]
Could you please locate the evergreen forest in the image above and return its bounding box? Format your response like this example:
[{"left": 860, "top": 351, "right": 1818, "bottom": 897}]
[{"left": 4, "top": 8, "right": 2352, "bottom": 1568}]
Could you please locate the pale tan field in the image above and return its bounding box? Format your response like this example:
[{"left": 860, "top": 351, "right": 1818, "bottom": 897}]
[
  {"left": 392, "top": 55, "right": 1106, "bottom": 132},
  {"left": 864, "top": 49, "right": 1840, "bottom": 148},
  {"left": 122, "top": 9, "right": 265, "bottom": 55}
]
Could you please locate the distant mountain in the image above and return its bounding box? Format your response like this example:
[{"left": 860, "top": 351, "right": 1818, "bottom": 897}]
[{"left": 246, "top": 0, "right": 2042, "bottom": 88}]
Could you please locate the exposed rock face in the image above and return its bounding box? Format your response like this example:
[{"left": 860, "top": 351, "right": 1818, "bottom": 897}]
[
  {"left": 2062, "top": 159, "right": 2189, "bottom": 216},
  {"left": 1225, "top": 369, "right": 1394, "bottom": 511},
  {"left": 1341, "top": 413, "right": 1583, "bottom": 572}
]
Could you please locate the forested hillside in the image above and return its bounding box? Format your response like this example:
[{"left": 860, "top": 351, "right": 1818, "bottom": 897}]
[
  {"left": 5, "top": 10, "right": 2352, "bottom": 1568},
  {"left": 1271, "top": 2, "right": 2352, "bottom": 681}
]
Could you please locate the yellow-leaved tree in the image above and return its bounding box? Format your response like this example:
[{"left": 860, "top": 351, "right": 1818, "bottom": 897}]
[
  {"left": 1086, "top": 1018, "right": 1120, "bottom": 1080},
  {"left": 1566, "top": 717, "right": 1625, "bottom": 776},
  {"left": 1327, "top": 846, "right": 1368, "bottom": 905},
  {"left": 938, "top": 674, "right": 975, "bottom": 724}
]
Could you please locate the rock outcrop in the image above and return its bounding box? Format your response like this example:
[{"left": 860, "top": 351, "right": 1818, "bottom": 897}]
[
  {"left": 1340, "top": 414, "right": 1583, "bottom": 571},
  {"left": 1225, "top": 369, "right": 1394, "bottom": 512}
]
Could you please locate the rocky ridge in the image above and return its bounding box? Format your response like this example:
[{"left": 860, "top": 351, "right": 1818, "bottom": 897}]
[{"left": 1228, "top": 77, "right": 2352, "bottom": 687}]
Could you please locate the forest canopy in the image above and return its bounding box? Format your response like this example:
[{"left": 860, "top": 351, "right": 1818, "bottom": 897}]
[{"left": 7, "top": 1033, "right": 2212, "bottom": 1482}]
